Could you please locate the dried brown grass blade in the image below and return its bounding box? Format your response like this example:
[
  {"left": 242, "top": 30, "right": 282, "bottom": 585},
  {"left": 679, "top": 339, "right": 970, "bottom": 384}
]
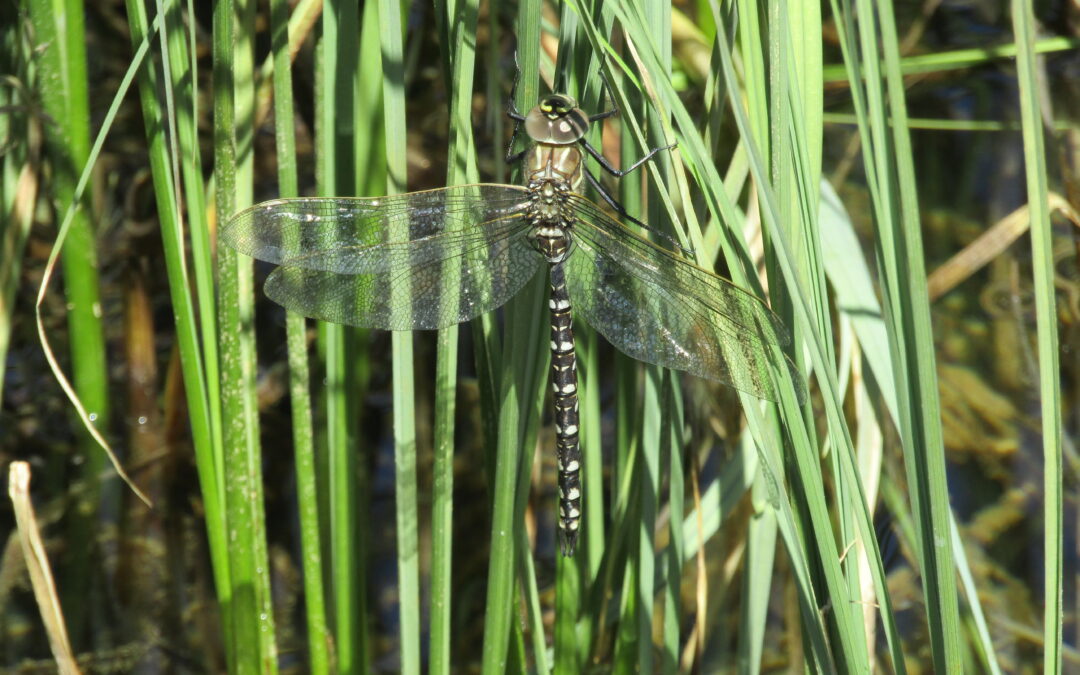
[
  {"left": 927, "top": 192, "right": 1080, "bottom": 301},
  {"left": 9, "top": 462, "right": 82, "bottom": 675}
]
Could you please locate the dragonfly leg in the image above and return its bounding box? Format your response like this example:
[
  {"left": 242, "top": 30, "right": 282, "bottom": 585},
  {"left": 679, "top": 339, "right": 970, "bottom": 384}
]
[
  {"left": 505, "top": 118, "right": 529, "bottom": 164},
  {"left": 583, "top": 169, "right": 695, "bottom": 258},
  {"left": 584, "top": 169, "right": 646, "bottom": 229},
  {"left": 506, "top": 49, "right": 526, "bottom": 121},
  {"left": 589, "top": 108, "right": 618, "bottom": 122},
  {"left": 549, "top": 263, "right": 582, "bottom": 556},
  {"left": 505, "top": 51, "right": 529, "bottom": 163},
  {"left": 589, "top": 63, "right": 618, "bottom": 121},
  {"left": 506, "top": 146, "right": 529, "bottom": 165},
  {"left": 580, "top": 137, "right": 677, "bottom": 178}
]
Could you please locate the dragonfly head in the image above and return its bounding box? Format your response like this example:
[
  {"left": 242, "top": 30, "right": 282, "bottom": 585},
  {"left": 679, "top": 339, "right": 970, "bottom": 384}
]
[{"left": 526, "top": 94, "right": 589, "bottom": 145}]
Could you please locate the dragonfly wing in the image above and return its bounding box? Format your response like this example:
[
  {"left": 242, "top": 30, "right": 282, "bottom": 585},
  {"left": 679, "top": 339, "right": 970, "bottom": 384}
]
[
  {"left": 264, "top": 214, "right": 542, "bottom": 329},
  {"left": 220, "top": 184, "right": 530, "bottom": 268},
  {"left": 566, "top": 197, "right": 804, "bottom": 403},
  {"left": 221, "top": 184, "right": 544, "bottom": 329}
]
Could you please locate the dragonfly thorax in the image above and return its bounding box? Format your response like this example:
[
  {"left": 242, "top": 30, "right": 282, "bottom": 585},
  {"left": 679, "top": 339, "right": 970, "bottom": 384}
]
[
  {"left": 526, "top": 178, "right": 573, "bottom": 262},
  {"left": 527, "top": 143, "right": 584, "bottom": 193}
]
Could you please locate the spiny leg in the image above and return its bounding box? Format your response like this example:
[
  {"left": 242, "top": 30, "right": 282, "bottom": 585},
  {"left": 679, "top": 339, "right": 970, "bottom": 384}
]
[
  {"left": 579, "top": 137, "right": 677, "bottom": 178},
  {"left": 588, "top": 62, "right": 617, "bottom": 122},
  {"left": 575, "top": 64, "right": 677, "bottom": 177},
  {"left": 577, "top": 132, "right": 684, "bottom": 250},
  {"left": 505, "top": 50, "right": 529, "bottom": 164},
  {"left": 549, "top": 262, "right": 582, "bottom": 556},
  {"left": 583, "top": 170, "right": 694, "bottom": 257}
]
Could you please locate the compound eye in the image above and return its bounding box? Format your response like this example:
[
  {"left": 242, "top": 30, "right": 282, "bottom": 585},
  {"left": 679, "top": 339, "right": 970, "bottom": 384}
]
[{"left": 524, "top": 95, "right": 587, "bottom": 143}]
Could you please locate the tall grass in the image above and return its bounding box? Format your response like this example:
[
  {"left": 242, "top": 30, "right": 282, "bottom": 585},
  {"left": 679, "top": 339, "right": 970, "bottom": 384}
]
[
  {"left": 8, "top": 0, "right": 1070, "bottom": 672},
  {"left": 24, "top": 0, "right": 109, "bottom": 649},
  {"left": 268, "top": 0, "right": 330, "bottom": 670},
  {"left": 1010, "top": 1, "right": 1064, "bottom": 671}
]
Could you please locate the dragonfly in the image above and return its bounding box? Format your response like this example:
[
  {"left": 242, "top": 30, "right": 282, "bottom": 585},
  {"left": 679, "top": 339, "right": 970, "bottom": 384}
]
[{"left": 220, "top": 82, "right": 805, "bottom": 557}]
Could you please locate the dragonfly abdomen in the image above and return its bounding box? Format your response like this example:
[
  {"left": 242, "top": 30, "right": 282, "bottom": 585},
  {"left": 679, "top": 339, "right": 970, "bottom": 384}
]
[{"left": 549, "top": 262, "right": 582, "bottom": 556}]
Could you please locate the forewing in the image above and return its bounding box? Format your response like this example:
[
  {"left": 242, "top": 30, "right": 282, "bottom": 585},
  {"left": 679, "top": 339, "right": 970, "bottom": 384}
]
[
  {"left": 566, "top": 196, "right": 804, "bottom": 403},
  {"left": 220, "top": 184, "right": 529, "bottom": 268},
  {"left": 264, "top": 214, "right": 541, "bottom": 329},
  {"left": 222, "top": 184, "right": 543, "bottom": 329}
]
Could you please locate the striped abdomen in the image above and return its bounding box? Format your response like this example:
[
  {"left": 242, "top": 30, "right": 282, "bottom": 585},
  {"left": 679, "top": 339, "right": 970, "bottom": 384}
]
[{"left": 549, "top": 262, "right": 581, "bottom": 556}]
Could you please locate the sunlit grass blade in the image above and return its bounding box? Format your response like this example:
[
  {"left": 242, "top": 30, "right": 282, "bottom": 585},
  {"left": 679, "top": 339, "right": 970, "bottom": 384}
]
[
  {"left": 267, "top": 0, "right": 330, "bottom": 670},
  {"left": 660, "top": 372, "right": 685, "bottom": 672},
  {"left": 637, "top": 4, "right": 673, "bottom": 671},
  {"left": 635, "top": 366, "right": 663, "bottom": 672},
  {"left": 213, "top": 0, "right": 279, "bottom": 669},
  {"left": 163, "top": 0, "right": 220, "bottom": 450},
  {"left": 429, "top": 0, "right": 480, "bottom": 670},
  {"left": 480, "top": 7, "right": 546, "bottom": 671},
  {"left": 103, "top": 0, "right": 235, "bottom": 666},
  {"left": 862, "top": 0, "right": 962, "bottom": 668},
  {"left": 822, "top": 35, "right": 1080, "bottom": 81},
  {"left": 316, "top": 1, "right": 368, "bottom": 670},
  {"left": 740, "top": 498, "right": 778, "bottom": 671},
  {"left": 1009, "top": 1, "right": 1064, "bottom": 671},
  {"left": 375, "top": 1, "right": 422, "bottom": 672},
  {"left": 235, "top": 1, "right": 279, "bottom": 667},
  {"left": 26, "top": 0, "right": 110, "bottom": 645}
]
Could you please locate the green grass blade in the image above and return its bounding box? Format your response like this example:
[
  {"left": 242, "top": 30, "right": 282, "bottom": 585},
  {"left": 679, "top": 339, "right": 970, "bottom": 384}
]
[
  {"left": 873, "top": 1, "right": 962, "bottom": 668},
  {"left": 740, "top": 498, "right": 778, "bottom": 673},
  {"left": 25, "top": 0, "right": 109, "bottom": 646},
  {"left": 612, "top": 494, "right": 641, "bottom": 669},
  {"left": 233, "top": 2, "right": 278, "bottom": 668},
  {"left": 511, "top": 364, "right": 545, "bottom": 669},
  {"left": 120, "top": 0, "right": 229, "bottom": 646},
  {"left": 554, "top": 553, "right": 581, "bottom": 674},
  {"left": 636, "top": 367, "right": 662, "bottom": 673},
  {"left": 170, "top": 0, "right": 221, "bottom": 449},
  {"left": 428, "top": 0, "right": 480, "bottom": 670},
  {"left": 660, "top": 373, "right": 684, "bottom": 673},
  {"left": 822, "top": 35, "right": 1080, "bottom": 81},
  {"left": 375, "top": 0, "right": 422, "bottom": 672},
  {"left": 639, "top": 3, "right": 672, "bottom": 671},
  {"left": 949, "top": 515, "right": 1003, "bottom": 674},
  {"left": 517, "top": 528, "right": 551, "bottom": 674},
  {"left": 315, "top": 2, "right": 368, "bottom": 670},
  {"left": 268, "top": 0, "right": 330, "bottom": 670},
  {"left": 213, "top": 0, "right": 278, "bottom": 669},
  {"left": 480, "top": 6, "right": 544, "bottom": 670},
  {"left": 25, "top": 0, "right": 109, "bottom": 443},
  {"left": 1009, "top": 1, "right": 1064, "bottom": 671}
]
